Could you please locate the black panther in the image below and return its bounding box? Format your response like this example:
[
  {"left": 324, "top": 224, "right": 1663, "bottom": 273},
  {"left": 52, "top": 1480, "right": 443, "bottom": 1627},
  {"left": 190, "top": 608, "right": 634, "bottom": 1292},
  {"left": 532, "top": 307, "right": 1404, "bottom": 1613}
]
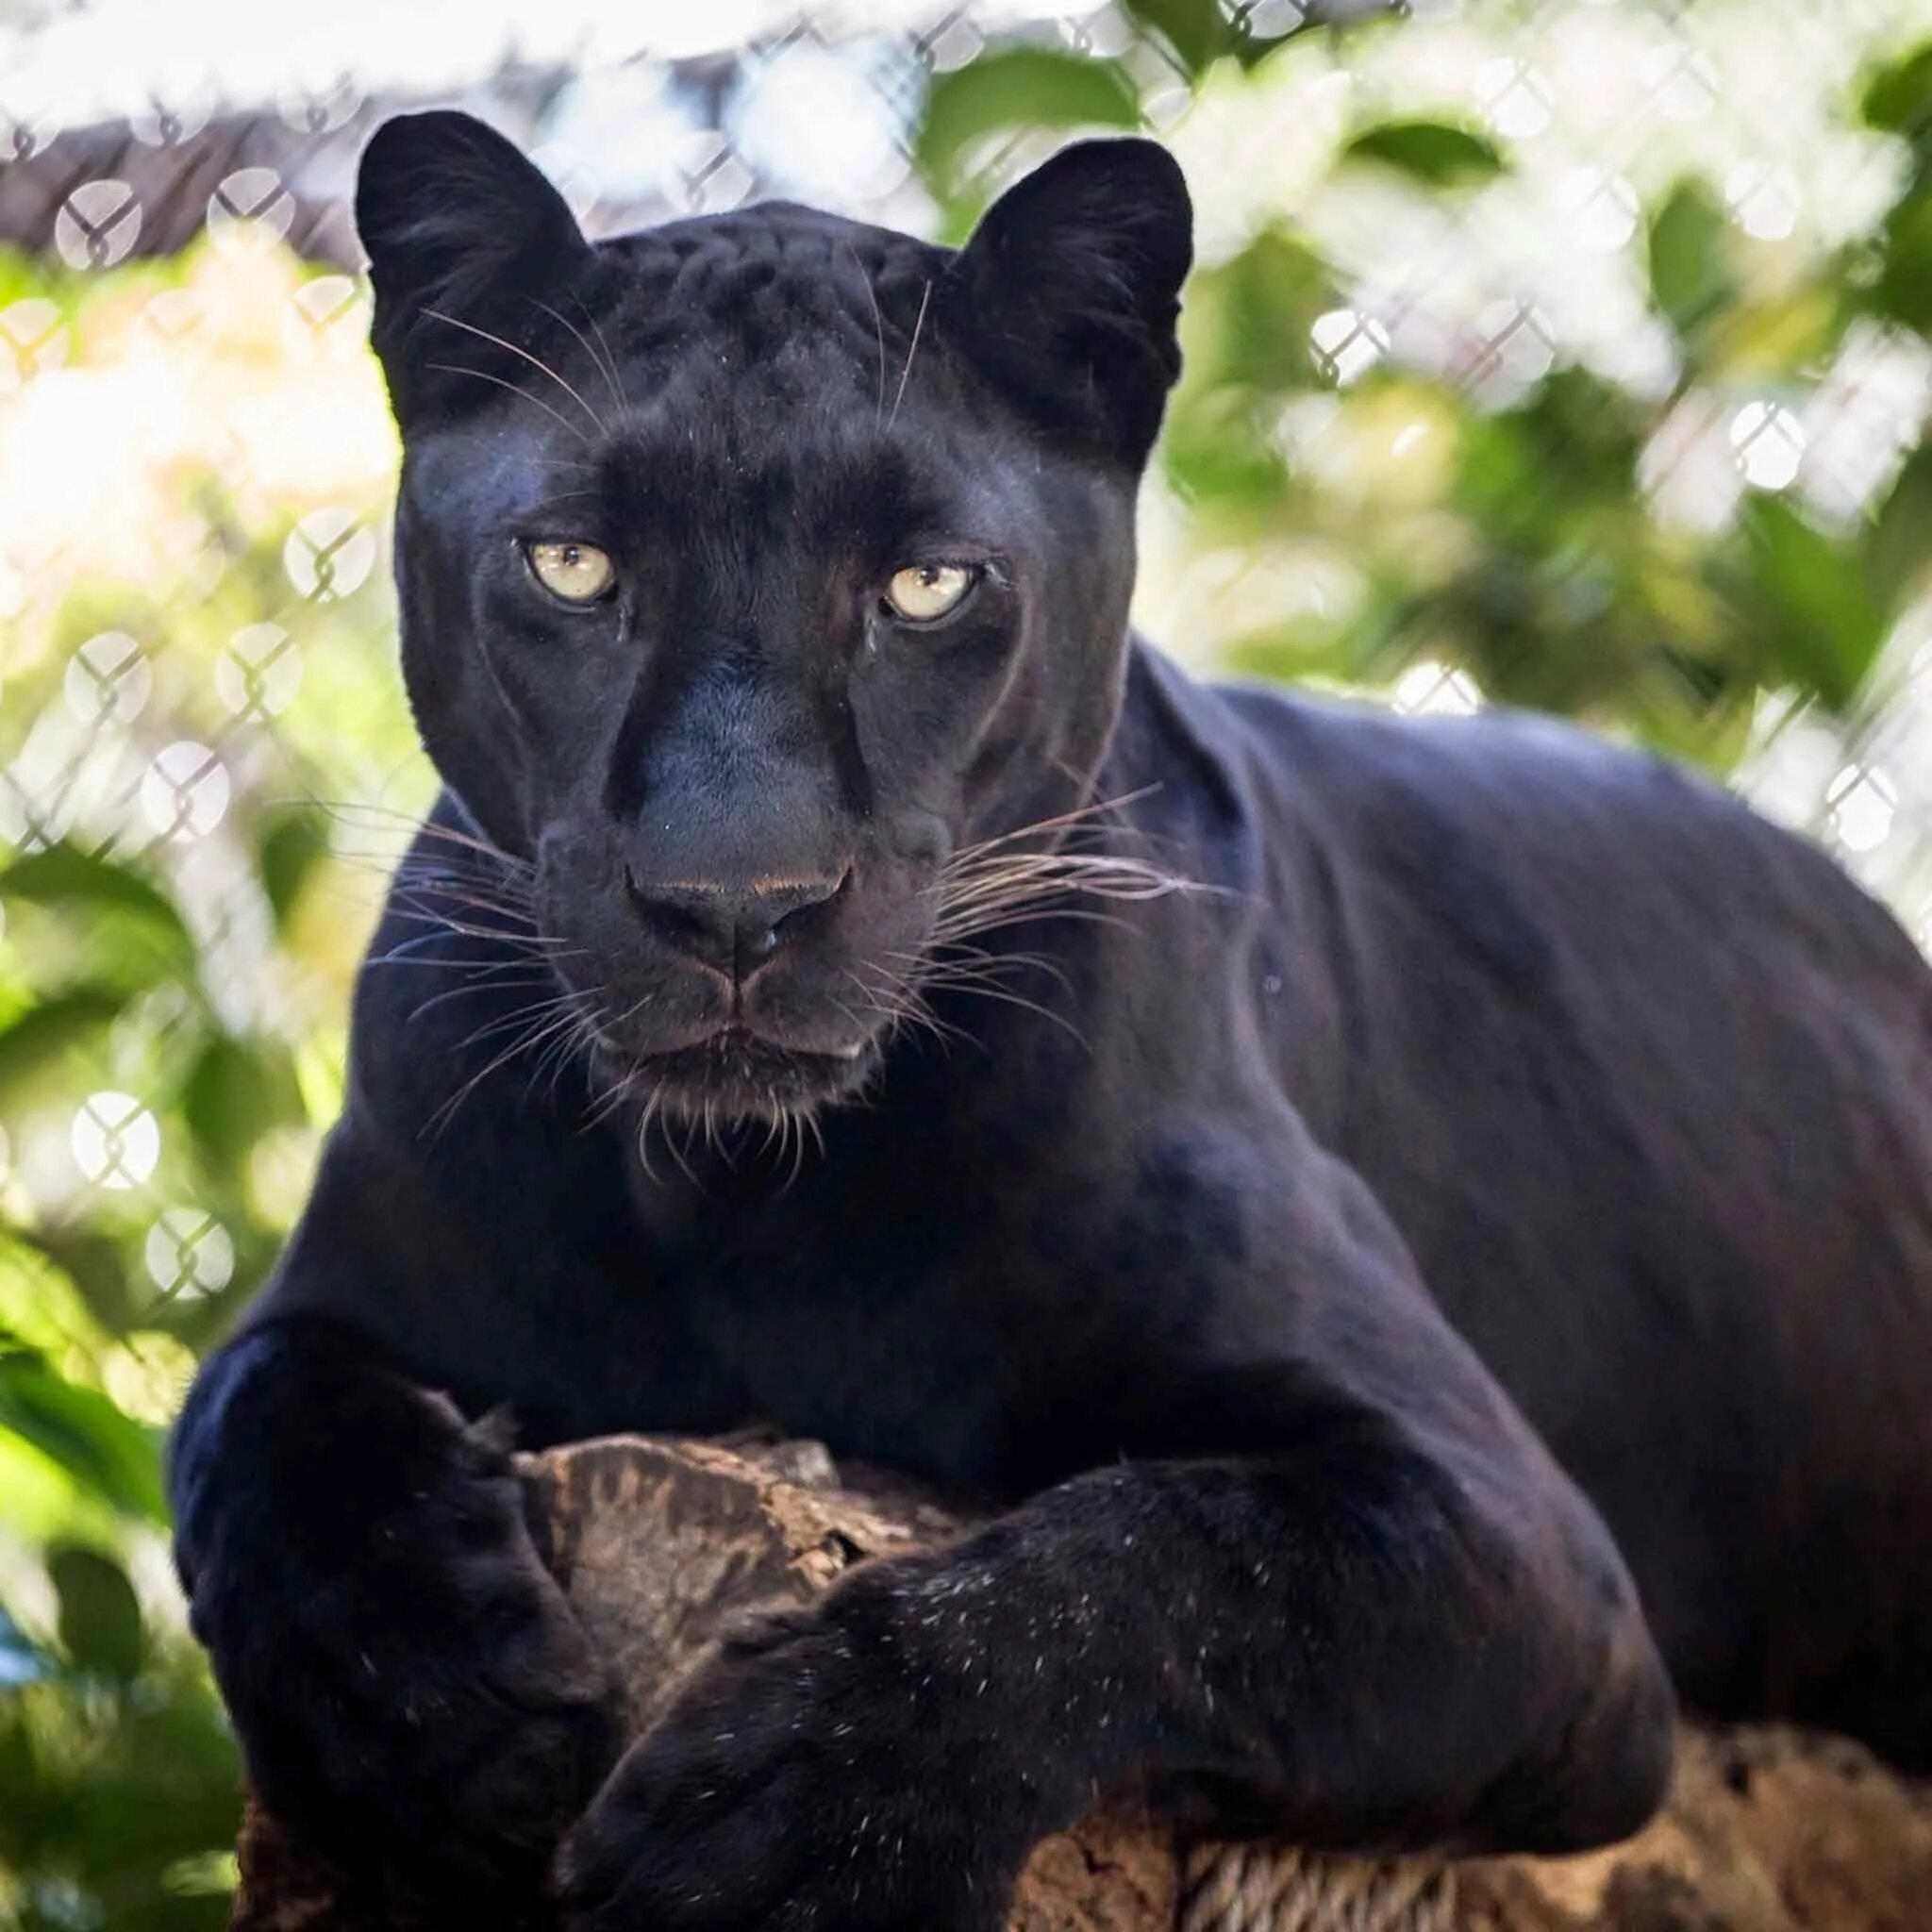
[{"left": 170, "top": 110, "right": 1932, "bottom": 1928}]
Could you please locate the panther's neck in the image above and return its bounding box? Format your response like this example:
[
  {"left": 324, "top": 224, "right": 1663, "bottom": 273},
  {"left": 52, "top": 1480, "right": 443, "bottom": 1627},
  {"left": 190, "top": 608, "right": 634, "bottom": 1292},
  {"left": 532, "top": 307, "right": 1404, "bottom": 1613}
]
[{"left": 1094, "top": 637, "right": 1262, "bottom": 898}]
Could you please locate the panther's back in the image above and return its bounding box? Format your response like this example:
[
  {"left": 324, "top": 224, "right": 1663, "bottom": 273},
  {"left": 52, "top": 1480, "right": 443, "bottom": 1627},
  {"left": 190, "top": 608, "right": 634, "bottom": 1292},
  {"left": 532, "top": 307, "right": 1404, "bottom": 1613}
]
[{"left": 1214, "top": 677, "right": 1932, "bottom": 1760}]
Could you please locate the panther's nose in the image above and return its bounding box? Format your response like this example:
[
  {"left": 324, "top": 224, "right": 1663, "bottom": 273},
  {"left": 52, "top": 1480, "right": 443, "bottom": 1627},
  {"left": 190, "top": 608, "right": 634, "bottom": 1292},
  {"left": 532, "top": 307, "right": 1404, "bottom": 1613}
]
[{"left": 623, "top": 866, "right": 849, "bottom": 979}]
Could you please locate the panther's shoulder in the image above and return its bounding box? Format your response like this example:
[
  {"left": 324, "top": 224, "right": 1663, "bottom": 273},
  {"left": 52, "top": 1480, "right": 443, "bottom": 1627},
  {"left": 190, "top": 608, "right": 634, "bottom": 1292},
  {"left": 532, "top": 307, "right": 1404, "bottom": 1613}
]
[{"left": 1200, "top": 672, "right": 1926, "bottom": 1000}]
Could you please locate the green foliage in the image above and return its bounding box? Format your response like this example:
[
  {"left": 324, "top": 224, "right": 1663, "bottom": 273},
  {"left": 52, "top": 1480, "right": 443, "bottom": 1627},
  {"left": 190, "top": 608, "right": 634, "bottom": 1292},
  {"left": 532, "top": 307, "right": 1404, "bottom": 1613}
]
[
  {"left": 50, "top": 1548, "right": 146, "bottom": 1683},
  {"left": 182, "top": 1038, "right": 305, "bottom": 1192},
  {"left": 907, "top": 20, "right": 1932, "bottom": 761},
  {"left": 916, "top": 49, "right": 1141, "bottom": 226},
  {"left": 1861, "top": 40, "right": 1932, "bottom": 139},
  {"left": 1868, "top": 441, "right": 1932, "bottom": 608},
  {"left": 0, "top": 240, "right": 406, "bottom": 1921},
  {"left": 1862, "top": 40, "right": 1932, "bottom": 335},
  {"left": 1734, "top": 494, "right": 1890, "bottom": 709},
  {"left": 0, "top": 1620, "right": 240, "bottom": 1931},
  {"left": 1647, "top": 178, "right": 1739, "bottom": 356},
  {"left": 1, "top": 851, "right": 195, "bottom": 965},
  {"left": 0, "top": 990, "right": 127, "bottom": 1109},
  {"left": 0, "top": 1352, "right": 167, "bottom": 1524},
  {"left": 256, "top": 808, "right": 333, "bottom": 938},
  {"left": 1339, "top": 119, "right": 1507, "bottom": 188},
  {"left": 0, "top": 1340, "right": 237, "bottom": 1925}
]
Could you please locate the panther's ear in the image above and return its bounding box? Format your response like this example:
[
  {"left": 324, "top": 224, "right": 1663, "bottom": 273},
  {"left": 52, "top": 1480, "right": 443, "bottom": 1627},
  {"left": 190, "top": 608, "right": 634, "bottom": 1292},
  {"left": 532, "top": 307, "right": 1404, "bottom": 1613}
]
[
  {"left": 355, "top": 110, "right": 593, "bottom": 427},
  {"left": 949, "top": 139, "right": 1192, "bottom": 467}
]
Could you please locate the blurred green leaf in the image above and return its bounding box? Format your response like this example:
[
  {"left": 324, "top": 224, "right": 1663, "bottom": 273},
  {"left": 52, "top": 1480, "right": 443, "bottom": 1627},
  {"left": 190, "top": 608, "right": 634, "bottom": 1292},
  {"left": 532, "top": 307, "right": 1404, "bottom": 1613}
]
[
  {"left": 257, "top": 808, "right": 331, "bottom": 935},
  {"left": 1, "top": 845, "right": 197, "bottom": 974},
  {"left": 1736, "top": 494, "right": 1887, "bottom": 711},
  {"left": 1869, "top": 441, "right": 1932, "bottom": 608},
  {"left": 1457, "top": 368, "right": 1646, "bottom": 539},
  {"left": 18, "top": 1226, "right": 137, "bottom": 1335},
  {"left": 1340, "top": 120, "right": 1506, "bottom": 188},
  {"left": 1648, "top": 178, "right": 1738, "bottom": 348},
  {"left": 0, "top": 984, "right": 126, "bottom": 1104},
  {"left": 83, "top": 1894, "right": 232, "bottom": 1932},
  {"left": 0, "top": 1663, "right": 241, "bottom": 1913},
  {"left": 65, "top": 1685, "right": 242, "bottom": 1871},
  {"left": 1165, "top": 227, "right": 1337, "bottom": 509},
  {"left": 1163, "top": 390, "right": 1295, "bottom": 509},
  {"left": 0, "top": 846, "right": 201, "bottom": 1018},
  {"left": 50, "top": 1543, "right": 144, "bottom": 1680},
  {"left": 1183, "top": 225, "right": 1334, "bottom": 391},
  {"left": 1860, "top": 40, "right": 1932, "bottom": 143},
  {"left": 1871, "top": 175, "right": 1932, "bottom": 331},
  {"left": 915, "top": 49, "right": 1141, "bottom": 216},
  {"left": 0, "top": 1684, "right": 49, "bottom": 1857},
  {"left": 0, "top": 1352, "right": 166, "bottom": 1524},
  {"left": 1119, "top": 0, "right": 1224, "bottom": 75},
  {"left": 184, "top": 1035, "right": 304, "bottom": 1183}
]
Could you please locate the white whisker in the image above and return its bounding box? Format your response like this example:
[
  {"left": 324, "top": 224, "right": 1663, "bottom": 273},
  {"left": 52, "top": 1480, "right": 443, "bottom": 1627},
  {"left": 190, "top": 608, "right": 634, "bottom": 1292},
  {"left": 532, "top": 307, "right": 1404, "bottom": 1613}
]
[
  {"left": 888, "top": 279, "right": 931, "bottom": 430},
  {"left": 424, "top": 308, "right": 608, "bottom": 439}
]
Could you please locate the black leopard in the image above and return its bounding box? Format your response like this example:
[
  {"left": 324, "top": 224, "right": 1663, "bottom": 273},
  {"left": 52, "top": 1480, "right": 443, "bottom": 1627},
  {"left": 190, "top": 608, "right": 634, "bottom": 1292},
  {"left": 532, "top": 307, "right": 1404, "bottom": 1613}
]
[{"left": 170, "top": 110, "right": 1932, "bottom": 1929}]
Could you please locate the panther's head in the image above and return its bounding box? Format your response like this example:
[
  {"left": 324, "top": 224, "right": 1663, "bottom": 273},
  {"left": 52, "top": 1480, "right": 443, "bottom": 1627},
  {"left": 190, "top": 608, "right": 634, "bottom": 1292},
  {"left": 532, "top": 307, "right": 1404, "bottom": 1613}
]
[{"left": 357, "top": 111, "right": 1191, "bottom": 1124}]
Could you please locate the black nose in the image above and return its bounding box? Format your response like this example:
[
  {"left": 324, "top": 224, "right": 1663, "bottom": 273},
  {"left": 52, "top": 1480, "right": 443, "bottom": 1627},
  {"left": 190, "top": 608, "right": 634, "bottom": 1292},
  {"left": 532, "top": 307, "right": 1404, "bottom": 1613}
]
[{"left": 623, "top": 865, "right": 848, "bottom": 978}]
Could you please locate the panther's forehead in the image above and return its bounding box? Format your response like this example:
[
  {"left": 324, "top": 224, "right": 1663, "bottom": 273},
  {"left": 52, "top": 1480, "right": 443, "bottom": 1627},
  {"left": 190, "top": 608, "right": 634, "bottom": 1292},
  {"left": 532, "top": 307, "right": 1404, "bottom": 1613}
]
[{"left": 592, "top": 205, "right": 946, "bottom": 381}]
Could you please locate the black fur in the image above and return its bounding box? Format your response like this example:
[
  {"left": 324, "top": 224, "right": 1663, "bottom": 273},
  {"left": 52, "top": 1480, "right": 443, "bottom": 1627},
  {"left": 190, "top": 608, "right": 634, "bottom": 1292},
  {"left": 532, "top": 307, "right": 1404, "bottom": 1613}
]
[{"left": 172, "top": 113, "right": 1932, "bottom": 1927}]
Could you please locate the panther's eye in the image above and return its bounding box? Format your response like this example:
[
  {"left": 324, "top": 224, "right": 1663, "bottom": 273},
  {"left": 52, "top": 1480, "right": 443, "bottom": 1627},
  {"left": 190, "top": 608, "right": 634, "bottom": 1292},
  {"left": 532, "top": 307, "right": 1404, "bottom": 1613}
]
[
  {"left": 525, "top": 540, "right": 615, "bottom": 606},
  {"left": 883, "top": 562, "right": 976, "bottom": 625}
]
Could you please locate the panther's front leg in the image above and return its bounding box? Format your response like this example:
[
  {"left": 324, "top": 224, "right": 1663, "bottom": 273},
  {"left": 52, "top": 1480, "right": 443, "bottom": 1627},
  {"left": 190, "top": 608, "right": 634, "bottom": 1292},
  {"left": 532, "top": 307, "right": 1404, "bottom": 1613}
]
[
  {"left": 172, "top": 1317, "right": 620, "bottom": 1900},
  {"left": 559, "top": 1173, "right": 1675, "bottom": 1931}
]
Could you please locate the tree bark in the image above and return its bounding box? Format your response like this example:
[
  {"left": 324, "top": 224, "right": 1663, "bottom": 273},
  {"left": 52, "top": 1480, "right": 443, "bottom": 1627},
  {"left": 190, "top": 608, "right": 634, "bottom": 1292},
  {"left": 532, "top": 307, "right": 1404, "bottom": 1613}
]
[{"left": 229, "top": 1434, "right": 1932, "bottom": 1931}]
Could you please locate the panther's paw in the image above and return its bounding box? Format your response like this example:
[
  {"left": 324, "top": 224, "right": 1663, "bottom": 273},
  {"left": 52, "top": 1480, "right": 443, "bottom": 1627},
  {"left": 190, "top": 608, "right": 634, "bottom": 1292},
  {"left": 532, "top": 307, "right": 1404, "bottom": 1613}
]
[
  {"left": 558, "top": 1581, "right": 1031, "bottom": 1931},
  {"left": 196, "top": 1430, "right": 616, "bottom": 1887}
]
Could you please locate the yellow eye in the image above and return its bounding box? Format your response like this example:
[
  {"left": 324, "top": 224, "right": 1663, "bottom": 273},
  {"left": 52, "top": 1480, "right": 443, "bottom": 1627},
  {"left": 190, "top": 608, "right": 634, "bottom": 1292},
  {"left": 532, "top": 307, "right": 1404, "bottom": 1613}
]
[
  {"left": 884, "top": 562, "right": 975, "bottom": 625},
  {"left": 526, "top": 540, "right": 615, "bottom": 605}
]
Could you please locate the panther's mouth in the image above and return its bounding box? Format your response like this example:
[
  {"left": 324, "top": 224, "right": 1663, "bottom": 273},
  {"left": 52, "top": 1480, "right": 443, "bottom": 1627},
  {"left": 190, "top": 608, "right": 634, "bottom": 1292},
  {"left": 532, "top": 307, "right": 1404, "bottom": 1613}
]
[{"left": 593, "top": 1023, "right": 878, "bottom": 1124}]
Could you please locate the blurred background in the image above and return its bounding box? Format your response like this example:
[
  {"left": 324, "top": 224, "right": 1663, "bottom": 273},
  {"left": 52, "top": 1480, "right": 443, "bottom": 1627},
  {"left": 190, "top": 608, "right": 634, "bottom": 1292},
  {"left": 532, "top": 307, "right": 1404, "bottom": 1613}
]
[{"left": 3, "top": 0, "right": 1932, "bottom": 1922}]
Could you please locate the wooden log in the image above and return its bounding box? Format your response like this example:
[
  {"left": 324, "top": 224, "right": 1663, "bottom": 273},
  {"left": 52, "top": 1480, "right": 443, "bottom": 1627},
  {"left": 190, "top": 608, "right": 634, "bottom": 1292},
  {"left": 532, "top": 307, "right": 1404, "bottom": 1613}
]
[{"left": 230, "top": 1435, "right": 1932, "bottom": 1931}]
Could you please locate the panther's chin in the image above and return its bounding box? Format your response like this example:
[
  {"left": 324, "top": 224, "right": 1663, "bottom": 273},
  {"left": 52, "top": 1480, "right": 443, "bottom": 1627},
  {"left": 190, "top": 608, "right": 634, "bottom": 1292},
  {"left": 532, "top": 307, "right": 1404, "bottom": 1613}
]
[{"left": 596, "top": 1024, "right": 879, "bottom": 1125}]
